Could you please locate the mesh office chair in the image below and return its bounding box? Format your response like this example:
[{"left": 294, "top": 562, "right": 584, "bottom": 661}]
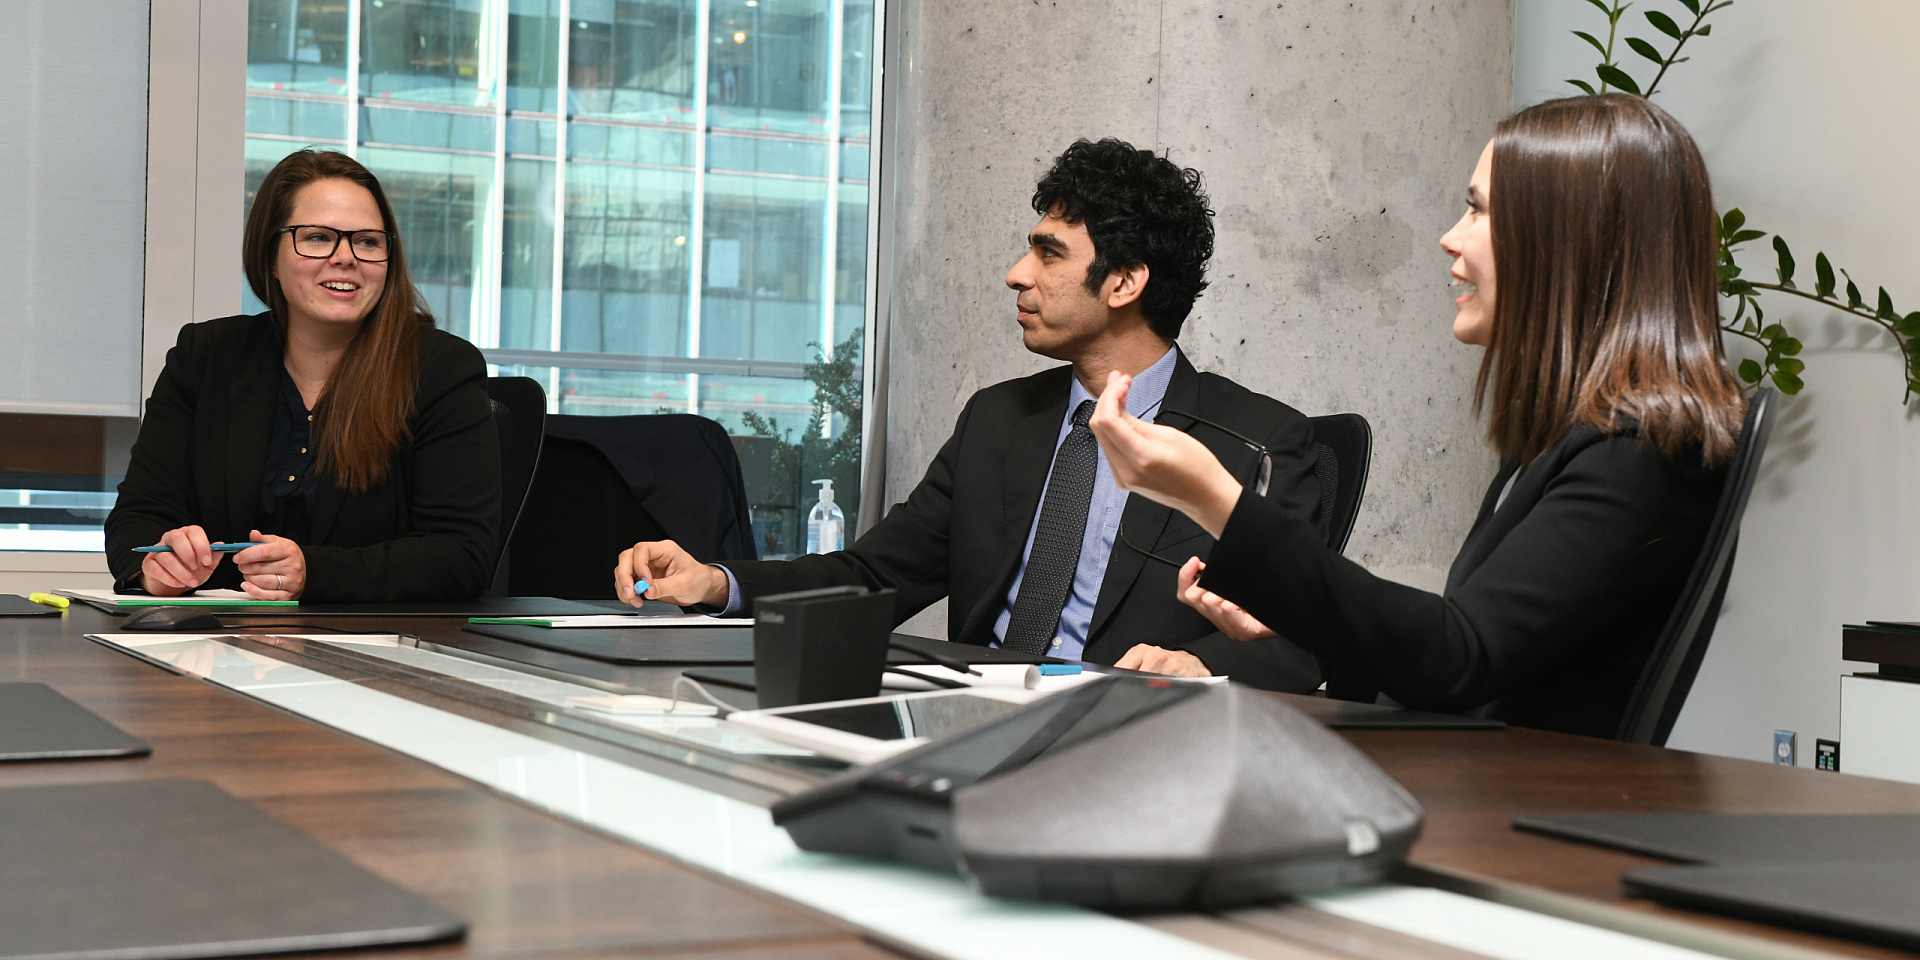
[
  {"left": 485, "top": 377, "right": 547, "bottom": 596},
  {"left": 1615, "top": 388, "right": 1778, "bottom": 746},
  {"left": 1306, "top": 413, "right": 1373, "bottom": 553}
]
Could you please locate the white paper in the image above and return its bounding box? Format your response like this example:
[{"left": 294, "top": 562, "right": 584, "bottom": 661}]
[{"left": 58, "top": 588, "right": 281, "bottom": 606}]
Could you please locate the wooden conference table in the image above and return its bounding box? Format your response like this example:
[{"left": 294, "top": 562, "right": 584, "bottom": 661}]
[{"left": 5, "top": 604, "right": 1920, "bottom": 960}]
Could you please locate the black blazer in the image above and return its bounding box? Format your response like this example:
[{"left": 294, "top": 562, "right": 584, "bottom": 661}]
[
  {"left": 1202, "top": 425, "right": 1726, "bottom": 737},
  {"left": 723, "top": 347, "right": 1328, "bottom": 690},
  {"left": 106, "top": 313, "right": 500, "bottom": 602}
]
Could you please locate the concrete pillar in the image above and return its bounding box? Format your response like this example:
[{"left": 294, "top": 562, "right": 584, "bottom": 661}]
[{"left": 885, "top": 0, "right": 1512, "bottom": 632}]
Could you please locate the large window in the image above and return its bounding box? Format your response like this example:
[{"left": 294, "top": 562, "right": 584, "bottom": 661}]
[{"left": 243, "top": 0, "right": 879, "bottom": 557}]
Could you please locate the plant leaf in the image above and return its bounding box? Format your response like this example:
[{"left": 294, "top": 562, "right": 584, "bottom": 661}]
[
  {"left": 1626, "top": 36, "right": 1666, "bottom": 64},
  {"left": 1815, "top": 252, "right": 1836, "bottom": 298},
  {"left": 1677, "top": 0, "right": 1701, "bottom": 13},
  {"left": 1880, "top": 287, "right": 1898, "bottom": 321},
  {"left": 1779, "top": 337, "right": 1802, "bottom": 356},
  {"left": 1760, "top": 323, "right": 1787, "bottom": 340},
  {"left": 1898, "top": 312, "right": 1920, "bottom": 337},
  {"left": 1721, "top": 208, "right": 1746, "bottom": 236},
  {"left": 1645, "top": 9, "right": 1685, "bottom": 39},
  {"left": 1772, "top": 236, "right": 1795, "bottom": 287},
  {"left": 1775, "top": 357, "right": 1806, "bottom": 376},
  {"left": 1723, "top": 279, "right": 1755, "bottom": 296},
  {"left": 1696, "top": 23, "right": 1711, "bottom": 36},
  {"left": 1580, "top": 0, "right": 1613, "bottom": 14},
  {"left": 1737, "top": 358, "right": 1762, "bottom": 383},
  {"left": 1596, "top": 64, "right": 1642, "bottom": 95},
  {"left": 1847, "top": 278, "right": 1864, "bottom": 310},
  {"left": 1772, "top": 370, "right": 1805, "bottom": 394},
  {"left": 1566, "top": 78, "right": 1598, "bottom": 95},
  {"left": 1730, "top": 229, "right": 1766, "bottom": 245},
  {"left": 1572, "top": 30, "right": 1610, "bottom": 58}
]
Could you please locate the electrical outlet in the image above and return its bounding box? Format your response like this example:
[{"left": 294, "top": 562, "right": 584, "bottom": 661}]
[
  {"left": 1773, "top": 729, "right": 1797, "bottom": 766},
  {"left": 1815, "top": 739, "right": 1840, "bottom": 772}
]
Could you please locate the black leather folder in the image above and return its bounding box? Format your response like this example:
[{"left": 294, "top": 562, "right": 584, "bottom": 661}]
[
  {"left": 1513, "top": 812, "right": 1920, "bottom": 864},
  {"left": 463, "top": 621, "right": 757, "bottom": 664},
  {"left": 86, "top": 597, "right": 612, "bottom": 618},
  {"left": 0, "top": 778, "right": 465, "bottom": 959},
  {"left": 0, "top": 683, "right": 150, "bottom": 762},
  {"left": 0, "top": 594, "right": 60, "bottom": 617},
  {"left": 1276, "top": 692, "right": 1506, "bottom": 730}
]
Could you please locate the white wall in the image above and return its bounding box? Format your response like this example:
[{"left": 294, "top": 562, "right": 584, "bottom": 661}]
[{"left": 1517, "top": 1, "right": 1920, "bottom": 765}]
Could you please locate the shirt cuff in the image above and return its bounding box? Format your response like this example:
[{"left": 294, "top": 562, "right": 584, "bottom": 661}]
[{"left": 708, "top": 564, "right": 744, "bottom": 617}]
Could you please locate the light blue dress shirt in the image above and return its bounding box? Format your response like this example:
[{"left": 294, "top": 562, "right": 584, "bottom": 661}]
[
  {"left": 711, "top": 345, "right": 1180, "bottom": 644},
  {"left": 989, "top": 346, "right": 1177, "bottom": 659}
]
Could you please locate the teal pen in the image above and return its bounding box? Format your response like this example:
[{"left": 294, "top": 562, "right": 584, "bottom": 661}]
[
  {"left": 134, "top": 542, "right": 259, "bottom": 554},
  {"left": 1036, "top": 664, "right": 1083, "bottom": 676}
]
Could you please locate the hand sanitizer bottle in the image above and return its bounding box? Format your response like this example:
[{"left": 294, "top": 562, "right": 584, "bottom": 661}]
[{"left": 806, "top": 479, "right": 844, "bottom": 554}]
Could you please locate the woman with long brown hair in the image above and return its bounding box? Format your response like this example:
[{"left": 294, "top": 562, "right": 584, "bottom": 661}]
[
  {"left": 106, "top": 150, "right": 499, "bottom": 601},
  {"left": 1091, "top": 94, "right": 1747, "bottom": 737}
]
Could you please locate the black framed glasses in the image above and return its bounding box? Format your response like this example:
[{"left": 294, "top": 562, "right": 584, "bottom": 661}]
[
  {"left": 278, "top": 225, "right": 393, "bottom": 263},
  {"left": 1117, "top": 408, "right": 1271, "bottom": 570}
]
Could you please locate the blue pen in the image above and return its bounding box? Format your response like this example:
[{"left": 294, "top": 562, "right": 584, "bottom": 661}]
[
  {"left": 134, "top": 542, "right": 260, "bottom": 554},
  {"left": 1036, "top": 664, "right": 1083, "bottom": 676}
]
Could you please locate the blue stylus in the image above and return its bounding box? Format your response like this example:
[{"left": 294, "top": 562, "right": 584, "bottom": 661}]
[{"left": 133, "top": 542, "right": 260, "bottom": 554}]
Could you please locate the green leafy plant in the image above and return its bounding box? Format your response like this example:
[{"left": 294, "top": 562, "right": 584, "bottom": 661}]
[{"left": 1567, "top": 0, "right": 1920, "bottom": 400}]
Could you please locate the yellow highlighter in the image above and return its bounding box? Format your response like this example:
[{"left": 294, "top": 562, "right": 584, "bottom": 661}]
[{"left": 28, "top": 593, "right": 69, "bottom": 610}]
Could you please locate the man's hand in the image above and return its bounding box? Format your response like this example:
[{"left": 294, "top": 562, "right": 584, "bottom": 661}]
[
  {"left": 1115, "top": 643, "right": 1213, "bottom": 678},
  {"left": 615, "top": 539, "right": 729, "bottom": 608},
  {"left": 1177, "top": 557, "right": 1276, "bottom": 642},
  {"left": 139, "top": 524, "right": 224, "bottom": 596}
]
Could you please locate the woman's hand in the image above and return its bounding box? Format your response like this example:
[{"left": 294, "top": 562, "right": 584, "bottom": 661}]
[
  {"left": 1178, "top": 557, "right": 1277, "bottom": 642},
  {"left": 139, "top": 525, "right": 225, "bottom": 596},
  {"left": 1115, "top": 644, "right": 1213, "bottom": 678},
  {"left": 233, "top": 530, "right": 307, "bottom": 600},
  {"left": 1088, "top": 371, "right": 1244, "bottom": 538}
]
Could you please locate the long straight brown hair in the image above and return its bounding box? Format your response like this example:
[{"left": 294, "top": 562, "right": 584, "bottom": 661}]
[
  {"left": 1478, "top": 94, "right": 1745, "bottom": 467},
  {"left": 242, "top": 150, "right": 430, "bottom": 493}
]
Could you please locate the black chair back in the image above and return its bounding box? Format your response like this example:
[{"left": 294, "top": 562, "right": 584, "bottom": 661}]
[
  {"left": 1616, "top": 388, "right": 1778, "bottom": 746},
  {"left": 1306, "top": 413, "right": 1373, "bottom": 554},
  {"left": 485, "top": 377, "right": 547, "bottom": 596},
  {"left": 508, "top": 413, "right": 756, "bottom": 600}
]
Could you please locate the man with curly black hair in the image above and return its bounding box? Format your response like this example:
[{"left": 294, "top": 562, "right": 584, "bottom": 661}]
[{"left": 617, "top": 138, "right": 1326, "bottom": 690}]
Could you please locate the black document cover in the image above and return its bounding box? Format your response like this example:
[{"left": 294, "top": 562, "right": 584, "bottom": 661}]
[
  {"left": 0, "top": 595, "right": 59, "bottom": 617},
  {"left": 1275, "top": 692, "right": 1506, "bottom": 730},
  {"left": 1513, "top": 812, "right": 1920, "bottom": 864},
  {"left": 0, "top": 683, "right": 150, "bottom": 762},
  {"left": 0, "top": 779, "right": 464, "bottom": 959},
  {"left": 87, "top": 597, "right": 611, "bottom": 618},
  {"left": 1624, "top": 860, "right": 1920, "bottom": 951}
]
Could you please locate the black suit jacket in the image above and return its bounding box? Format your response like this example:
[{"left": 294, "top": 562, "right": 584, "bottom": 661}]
[
  {"left": 106, "top": 313, "right": 500, "bottom": 602},
  {"left": 1203, "top": 425, "right": 1726, "bottom": 737},
  {"left": 723, "top": 347, "right": 1327, "bottom": 690}
]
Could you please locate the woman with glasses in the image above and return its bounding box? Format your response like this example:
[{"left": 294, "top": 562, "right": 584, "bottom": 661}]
[
  {"left": 105, "top": 149, "right": 499, "bottom": 602},
  {"left": 1094, "top": 95, "right": 1747, "bottom": 737}
]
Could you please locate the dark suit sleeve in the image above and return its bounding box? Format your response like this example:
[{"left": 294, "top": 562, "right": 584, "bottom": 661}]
[
  {"left": 299, "top": 339, "right": 500, "bottom": 601},
  {"left": 724, "top": 398, "right": 972, "bottom": 625},
  {"left": 1167, "top": 406, "right": 1326, "bottom": 690},
  {"left": 104, "top": 324, "right": 207, "bottom": 592},
  {"left": 1200, "top": 437, "right": 1702, "bottom": 713}
]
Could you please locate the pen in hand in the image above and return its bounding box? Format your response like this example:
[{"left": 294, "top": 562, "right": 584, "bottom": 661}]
[{"left": 133, "top": 542, "right": 259, "bottom": 554}]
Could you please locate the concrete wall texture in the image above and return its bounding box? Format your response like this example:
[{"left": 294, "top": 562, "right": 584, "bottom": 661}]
[
  {"left": 883, "top": 0, "right": 1514, "bottom": 636},
  {"left": 1515, "top": 1, "right": 1920, "bottom": 766}
]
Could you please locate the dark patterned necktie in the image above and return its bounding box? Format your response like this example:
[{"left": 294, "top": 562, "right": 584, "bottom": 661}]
[{"left": 1003, "top": 399, "right": 1099, "bottom": 655}]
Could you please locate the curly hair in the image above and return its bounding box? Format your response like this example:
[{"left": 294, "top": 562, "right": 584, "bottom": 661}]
[{"left": 1030, "top": 138, "right": 1214, "bottom": 340}]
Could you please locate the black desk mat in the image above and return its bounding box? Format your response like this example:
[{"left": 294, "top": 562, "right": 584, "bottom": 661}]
[
  {"left": 0, "top": 595, "right": 59, "bottom": 617},
  {"left": 1623, "top": 859, "right": 1920, "bottom": 952},
  {"left": 93, "top": 597, "right": 611, "bottom": 618},
  {"left": 1275, "top": 692, "right": 1506, "bottom": 730},
  {"left": 0, "top": 778, "right": 464, "bottom": 959},
  {"left": 0, "top": 683, "right": 150, "bottom": 762}
]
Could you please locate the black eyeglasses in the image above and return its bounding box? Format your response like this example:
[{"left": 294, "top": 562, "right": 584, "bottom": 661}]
[
  {"left": 1117, "top": 409, "right": 1271, "bottom": 570},
  {"left": 278, "top": 225, "right": 393, "bottom": 263}
]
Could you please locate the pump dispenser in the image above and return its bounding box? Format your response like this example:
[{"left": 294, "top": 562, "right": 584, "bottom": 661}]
[{"left": 806, "top": 479, "right": 844, "bottom": 554}]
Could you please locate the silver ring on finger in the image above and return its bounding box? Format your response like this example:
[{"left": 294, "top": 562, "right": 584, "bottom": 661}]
[{"left": 276, "top": 574, "right": 284, "bottom": 592}]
